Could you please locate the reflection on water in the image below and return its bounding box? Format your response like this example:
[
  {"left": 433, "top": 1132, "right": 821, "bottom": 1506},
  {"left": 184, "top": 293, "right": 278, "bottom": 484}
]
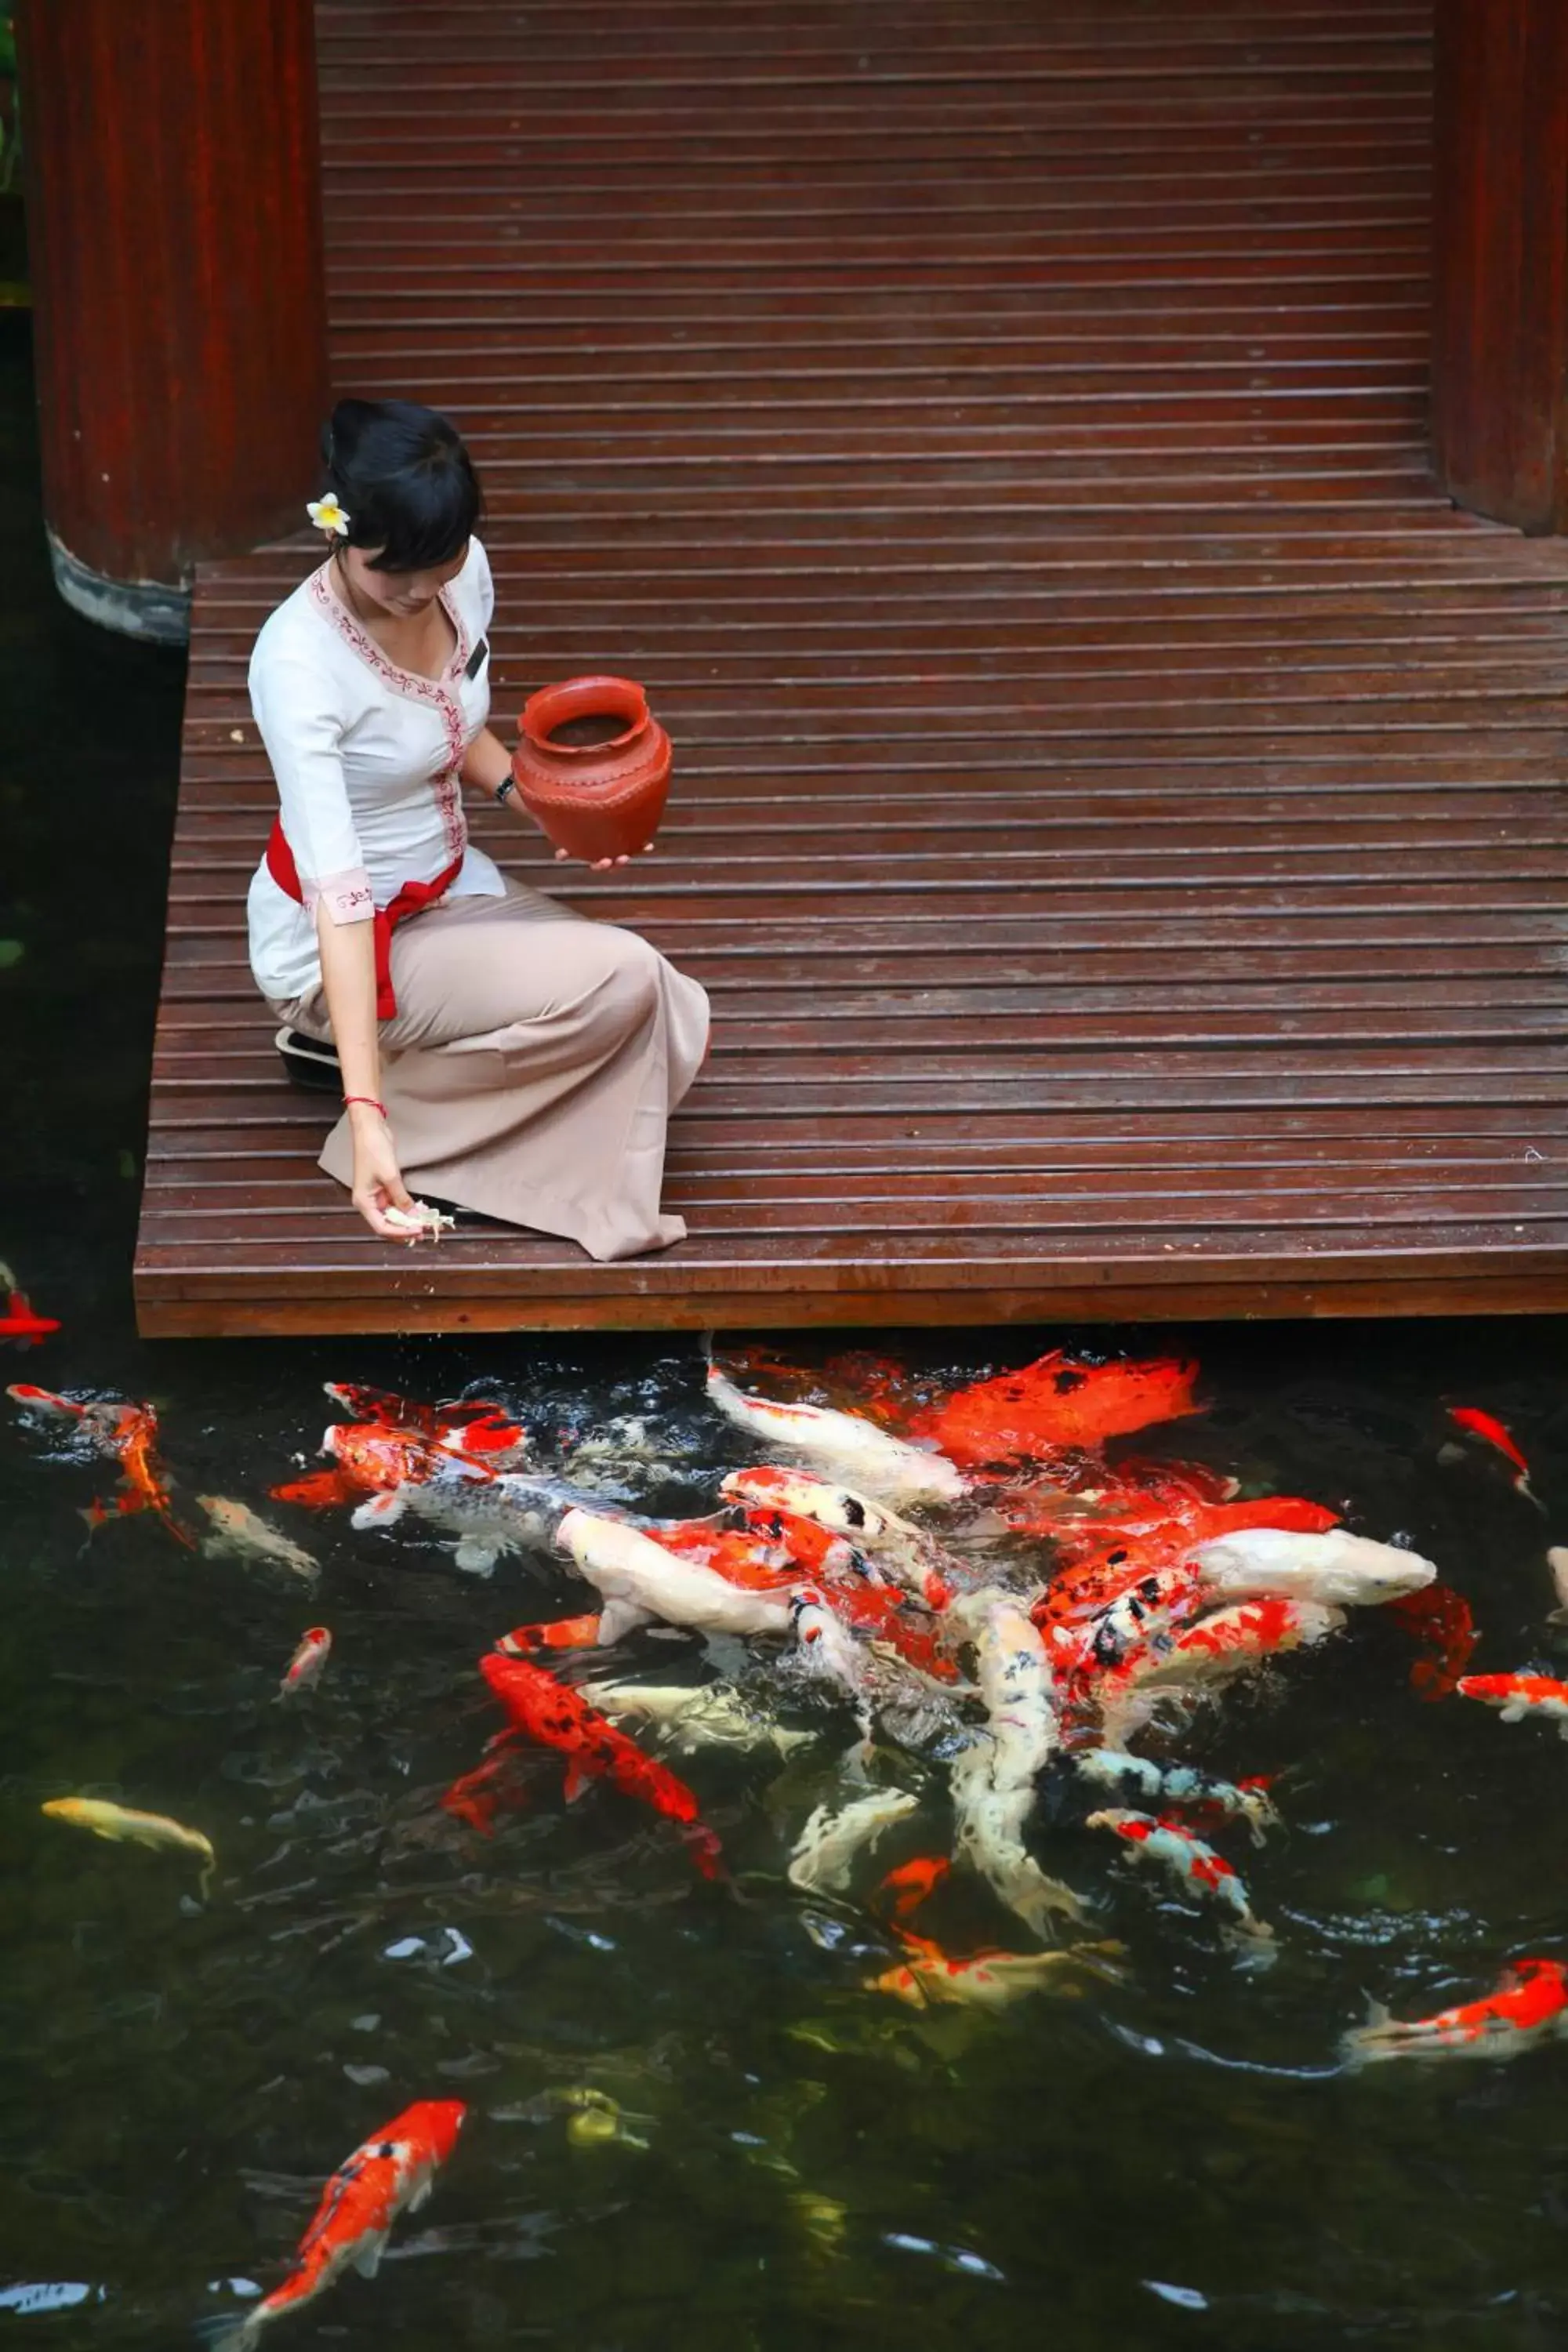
[{"left": 8, "top": 314, "right": 1568, "bottom": 2351}]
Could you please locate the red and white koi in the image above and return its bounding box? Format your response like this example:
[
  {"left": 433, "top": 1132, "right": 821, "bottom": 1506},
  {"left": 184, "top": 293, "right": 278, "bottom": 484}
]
[
  {"left": 279, "top": 1627, "right": 332, "bottom": 1700},
  {"left": 9, "top": 1385, "right": 194, "bottom": 1549},
  {"left": 719, "top": 1465, "right": 960, "bottom": 1602},
  {"left": 1073, "top": 1749, "right": 1279, "bottom": 1845},
  {"left": 1456, "top": 1671, "right": 1568, "bottom": 1740},
  {"left": 1446, "top": 1404, "right": 1541, "bottom": 1508},
  {"left": 1086, "top": 1807, "right": 1274, "bottom": 1956},
  {"left": 1094, "top": 1595, "right": 1345, "bottom": 1747},
  {"left": 209, "top": 2100, "right": 465, "bottom": 2346},
  {"left": 786, "top": 1788, "right": 920, "bottom": 1895},
  {"left": 1341, "top": 1958, "right": 1568, "bottom": 2067},
  {"left": 706, "top": 1364, "right": 965, "bottom": 1507},
  {"left": 1189, "top": 1526, "right": 1436, "bottom": 1611},
  {"left": 557, "top": 1505, "right": 797, "bottom": 1642}
]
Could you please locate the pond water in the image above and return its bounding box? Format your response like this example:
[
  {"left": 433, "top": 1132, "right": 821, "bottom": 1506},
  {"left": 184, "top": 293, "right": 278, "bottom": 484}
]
[{"left": 6, "top": 311, "right": 1568, "bottom": 2350}]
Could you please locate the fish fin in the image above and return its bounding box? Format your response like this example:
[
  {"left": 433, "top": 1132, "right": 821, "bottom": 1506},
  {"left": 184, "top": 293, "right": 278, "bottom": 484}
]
[
  {"left": 598, "top": 1599, "right": 652, "bottom": 1646},
  {"left": 563, "top": 1763, "right": 592, "bottom": 1803},
  {"left": 1500, "top": 1701, "right": 1527, "bottom": 1723},
  {"left": 351, "top": 1490, "right": 408, "bottom": 1530},
  {"left": 453, "top": 1540, "right": 499, "bottom": 1577},
  {"left": 352, "top": 2230, "right": 389, "bottom": 2281}
]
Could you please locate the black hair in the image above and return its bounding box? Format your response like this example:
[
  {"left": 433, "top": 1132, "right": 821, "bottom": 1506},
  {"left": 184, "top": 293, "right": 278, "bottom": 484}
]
[{"left": 319, "top": 397, "right": 482, "bottom": 572}]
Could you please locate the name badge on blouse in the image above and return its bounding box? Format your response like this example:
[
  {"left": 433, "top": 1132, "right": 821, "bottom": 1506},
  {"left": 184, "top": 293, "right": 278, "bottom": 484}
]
[{"left": 465, "top": 636, "right": 489, "bottom": 680}]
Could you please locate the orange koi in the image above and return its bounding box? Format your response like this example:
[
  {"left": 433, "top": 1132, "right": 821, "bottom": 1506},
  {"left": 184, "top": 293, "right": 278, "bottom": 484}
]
[
  {"left": 877, "top": 1853, "right": 952, "bottom": 1923},
  {"left": 1343, "top": 1958, "right": 1568, "bottom": 2066},
  {"left": 210, "top": 2100, "right": 465, "bottom": 2344},
  {"left": 467, "top": 1651, "right": 724, "bottom": 1878},
  {"left": 1385, "top": 1581, "right": 1477, "bottom": 1700},
  {"left": 10, "top": 1385, "right": 194, "bottom": 1548},
  {"left": 868, "top": 1938, "right": 1125, "bottom": 2011},
  {"left": 1457, "top": 1671, "right": 1568, "bottom": 1738},
  {"left": 0, "top": 1278, "right": 59, "bottom": 1347},
  {"left": 645, "top": 1515, "right": 804, "bottom": 1593},
  {"left": 497, "top": 1612, "right": 604, "bottom": 1655},
  {"left": 270, "top": 1468, "right": 367, "bottom": 1509},
  {"left": 913, "top": 1350, "right": 1202, "bottom": 1468},
  {"left": 279, "top": 1627, "right": 332, "bottom": 1699},
  {"left": 1447, "top": 1406, "right": 1541, "bottom": 1507}
]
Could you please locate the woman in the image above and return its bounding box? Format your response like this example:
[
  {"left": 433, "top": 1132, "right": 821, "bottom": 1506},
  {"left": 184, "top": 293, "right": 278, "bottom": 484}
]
[{"left": 247, "top": 399, "right": 709, "bottom": 1260}]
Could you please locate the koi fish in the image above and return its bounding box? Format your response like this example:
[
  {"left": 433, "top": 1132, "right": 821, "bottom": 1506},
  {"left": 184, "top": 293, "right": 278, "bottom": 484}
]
[
  {"left": 877, "top": 1853, "right": 953, "bottom": 1922},
  {"left": 1189, "top": 1526, "right": 1436, "bottom": 1611},
  {"left": 280, "top": 1626, "right": 332, "bottom": 1699},
  {"left": 332, "top": 1432, "right": 567, "bottom": 1576},
  {"left": 1385, "top": 1581, "right": 1478, "bottom": 1699},
  {"left": 1075, "top": 1564, "right": 1207, "bottom": 1676},
  {"left": 869, "top": 1939, "right": 1127, "bottom": 2012},
  {"left": 198, "top": 1496, "right": 320, "bottom": 1586},
  {"left": 706, "top": 1364, "right": 966, "bottom": 1507},
  {"left": 949, "top": 1739, "right": 1086, "bottom": 1936},
  {"left": 42, "top": 1796, "right": 215, "bottom": 1897},
  {"left": 0, "top": 1268, "right": 59, "bottom": 1347},
  {"left": 574, "top": 1678, "right": 817, "bottom": 1758},
  {"left": 474, "top": 1650, "right": 724, "bottom": 1878},
  {"left": 645, "top": 1513, "right": 804, "bottom": 1592},
  {"left": 1094, "top": 1595, "right": 1346, "bottom": 1746},
  {"left": 790, "top": 1588, "right": 876, "bottom": 1726},
  {"left": 1036, "top": 1497, "right": 1341, "bottom": 1630},
  {"left": 1548, "top": 1547, "right": 1568, "bottom": 1626},
  {"left": 9, "top": 1386, "right": 194, "bottom": 1549},
  {"left": 719, "top": 1466, "right": 960, "bottom": 1603},
  {"left": 913, "top": 1349, "right": 1202, "bottom": 1468},
  {"left": 786, "top": 1788, "right": 920, "bottom": 1895},
  {"left": 208, "top": 2100, "right": 466, "bottom": 2346},
  {"left": 946, "top": 1588, "right": 1059, "bottom": 1790},
  {"left": 322, "top": 1382, "right": 528, "bottom": 1460},
  {"left": 557, "top": 1505, "right": 797, "bottom": 1642},
  {"left": 1456, "top": 1671, "right": 1568, "bottom": 1739},
  {"left": 1447, "top": 1405, "right": 1541, "bottom": 1507},
  {"left": 499, "top": 1612, "right": 606, "bottom": 1656},
  {"left": 1342, "top": 1958, "right": 1568, "bottom": 2067},
  {"left": 1073, "top": 1749, "right": 1279, "bottom": 1845},
  {"left": 1086, "top": 1808, "right": 1274, "bottom": 1954}
]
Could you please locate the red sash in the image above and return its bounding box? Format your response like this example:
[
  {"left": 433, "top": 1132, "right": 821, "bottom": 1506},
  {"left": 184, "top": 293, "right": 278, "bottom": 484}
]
[{"left": 266, "top": 818, "right": 463, "bottom": 1022}]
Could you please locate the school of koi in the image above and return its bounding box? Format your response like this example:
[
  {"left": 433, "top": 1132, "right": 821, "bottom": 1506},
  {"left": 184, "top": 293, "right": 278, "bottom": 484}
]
[{"left": 11, "top": 1301, "right": 1568, "bottom": 2337}]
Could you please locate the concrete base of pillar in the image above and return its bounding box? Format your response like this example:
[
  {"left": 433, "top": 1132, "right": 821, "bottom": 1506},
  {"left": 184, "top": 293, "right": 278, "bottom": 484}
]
[{"left": 48, "top": 530, "right": 191, "bottom": 644}]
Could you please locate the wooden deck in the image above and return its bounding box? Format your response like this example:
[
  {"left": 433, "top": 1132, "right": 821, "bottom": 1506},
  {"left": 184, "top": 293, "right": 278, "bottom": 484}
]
[{"left": 134, "top": 0, "right": 1568, "bottom": 1338}]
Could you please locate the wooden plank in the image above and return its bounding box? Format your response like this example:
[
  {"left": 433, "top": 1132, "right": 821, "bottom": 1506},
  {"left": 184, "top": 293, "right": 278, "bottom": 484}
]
[{"left": 134, "top": 0, "right": 1568, "bottom": 1337}]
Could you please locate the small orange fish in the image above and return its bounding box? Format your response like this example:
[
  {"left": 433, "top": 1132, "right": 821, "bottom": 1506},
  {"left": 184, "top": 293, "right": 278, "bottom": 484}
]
[
  {"left": 1457, "top": 1671, "right": 1568, "bottom": 1738},
  {"left": 210, "top": 2100, "right": 465, "bottom": 2344},
  {"left": 11, "top": 1386, "right": 194, "bottom": 1549},
  {"left": 1344, "top": 1958, "right": 1568, "bottom": 2066},
  {"left": 1447, "top": 1406, "right": 1541, "bottom": 1508},
  {"left": 877, "top": 1853, "right": 951, "bottom": 1923},
  {"left": 279, "top": 1626, "right": 332, "bottom": 1699},
  {"left": 0, "top": 1279, "right": 59, "bottom": 1347},
  {"left": 497, "top": 1612, "right": 604, "bottom": 1655}
]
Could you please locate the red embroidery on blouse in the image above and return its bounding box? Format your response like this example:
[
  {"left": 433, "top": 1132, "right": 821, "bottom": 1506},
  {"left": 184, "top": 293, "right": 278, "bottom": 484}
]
[{"left": 308, "top": 565, "right": 474, "bottom": 868}]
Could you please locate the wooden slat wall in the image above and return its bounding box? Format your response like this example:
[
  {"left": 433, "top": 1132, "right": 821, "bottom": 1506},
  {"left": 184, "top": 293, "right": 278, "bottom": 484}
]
[{"left": 134, "top": 0, "right": 1568, "bottom": 1337}]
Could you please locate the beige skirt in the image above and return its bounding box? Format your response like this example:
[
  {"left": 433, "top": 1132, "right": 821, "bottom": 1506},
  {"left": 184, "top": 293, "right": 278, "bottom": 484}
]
[{"left": 272, "top": 878, "right": 710, "bottom": 1261}]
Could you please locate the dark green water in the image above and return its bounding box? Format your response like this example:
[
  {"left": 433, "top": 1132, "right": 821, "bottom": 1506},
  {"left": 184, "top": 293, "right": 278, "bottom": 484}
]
[{"left": 7, "top": 312, "right": 1568, "bottom": 2350}]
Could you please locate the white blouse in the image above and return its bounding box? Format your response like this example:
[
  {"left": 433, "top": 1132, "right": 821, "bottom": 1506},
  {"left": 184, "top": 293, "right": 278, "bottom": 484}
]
[{"left": 246, "top": 536, "right": 506, "bottom": 1004}]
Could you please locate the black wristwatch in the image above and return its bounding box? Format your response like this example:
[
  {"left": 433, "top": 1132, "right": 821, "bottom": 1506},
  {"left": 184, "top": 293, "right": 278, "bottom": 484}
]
[{"left": 495, "top": 776, "right": 516, "bottom": 805}]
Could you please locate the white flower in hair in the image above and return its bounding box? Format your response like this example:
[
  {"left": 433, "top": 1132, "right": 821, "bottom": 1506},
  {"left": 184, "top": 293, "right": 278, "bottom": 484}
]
[{"left": 307, "top": 492, "right": 350, "bottom": 538}]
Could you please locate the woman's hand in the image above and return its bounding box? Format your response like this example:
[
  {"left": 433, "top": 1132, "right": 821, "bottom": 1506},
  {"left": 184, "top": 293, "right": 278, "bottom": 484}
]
[
  {"left": 347, "top": 1102, "right": 419, "bottom": 1241},
  {"left": 555, "top": 841, "right": 657, "bottom": 873}
]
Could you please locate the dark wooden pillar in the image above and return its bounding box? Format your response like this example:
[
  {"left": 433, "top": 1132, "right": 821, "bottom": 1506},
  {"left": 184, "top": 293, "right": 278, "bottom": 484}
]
[
  {"left": 14, "top": 0, "right": 329, "bottom": 640},
  {"left": 1432, "top": 0, "right": 1568, "bottom": 533}
]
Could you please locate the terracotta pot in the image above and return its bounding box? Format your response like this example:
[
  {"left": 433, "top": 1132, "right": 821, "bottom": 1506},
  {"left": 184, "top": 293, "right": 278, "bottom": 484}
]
[{"left": 511, "top": 674, "right": 672, "bottom": 863}]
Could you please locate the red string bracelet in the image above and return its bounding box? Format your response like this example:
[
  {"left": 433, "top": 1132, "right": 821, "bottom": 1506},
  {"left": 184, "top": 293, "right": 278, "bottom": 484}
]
[{"left": 343, "top": 1094, "right": 387, "bottom": 1118}]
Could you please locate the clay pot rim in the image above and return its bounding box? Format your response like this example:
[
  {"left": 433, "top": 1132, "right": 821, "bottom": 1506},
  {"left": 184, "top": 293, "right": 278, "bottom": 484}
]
[{"left": 520, "top": 673, "right": 648, "bottom": 762}]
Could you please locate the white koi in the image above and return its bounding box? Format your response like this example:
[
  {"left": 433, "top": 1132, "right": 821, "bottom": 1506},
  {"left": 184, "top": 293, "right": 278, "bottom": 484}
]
[
  {"left": 198, "top": 1495, "right": 320, "bottom": 1586},
  {"left": 1548, "top": 1545, "right": 1568, "bottom": 1626},
  {"left": 705, "top": 1365, "right": 965, "bottom": 1508},
  {"left": 949, "top": 1740, "right": 1085, "bottom": 1936},
  {"left": 1073, "top": 1749, "right": 1279, "bottom": 1845},
  {"left": 786, "top": 1788, "right": 920, "bottom": 1895},
  {"left": 575, "top": 1679, "right": 816, "bottom": 1758},
  {"left": 557, "top": 1506, "right": 797, "bottom": 1642},
  {"left": 1189, "top": 1526, "right": 1436, "bottom": 1610}
]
